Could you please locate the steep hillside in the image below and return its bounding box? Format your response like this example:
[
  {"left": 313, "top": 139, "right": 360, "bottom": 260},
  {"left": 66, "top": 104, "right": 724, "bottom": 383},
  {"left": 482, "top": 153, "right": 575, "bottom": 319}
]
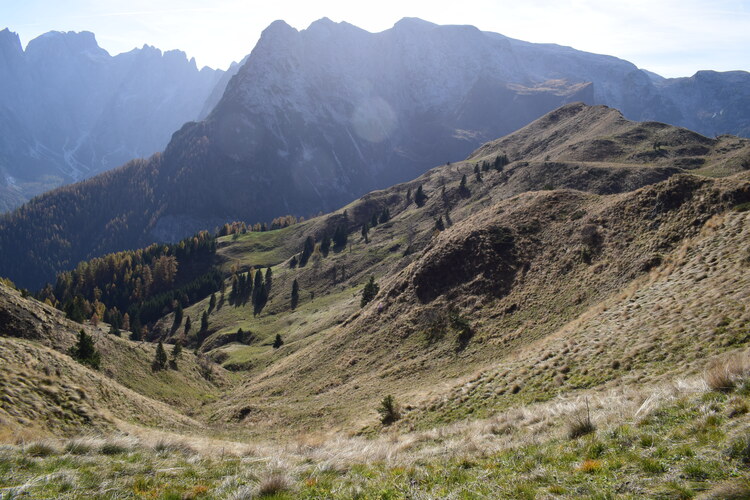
[
  {"left": 3, "top": 103, "right": 749, "bottom": 290},
  {"left": 0, "top": 283, "right": 228, "bottom": 436},
  {"left": 0, "top": 28, "right": 224, "bottom": 211},
  {"left": 194, "top": 168, "right": 749, "bottom": 437},
  {"left": 3, "top": 104, "right": 750, "bottom": 497}
]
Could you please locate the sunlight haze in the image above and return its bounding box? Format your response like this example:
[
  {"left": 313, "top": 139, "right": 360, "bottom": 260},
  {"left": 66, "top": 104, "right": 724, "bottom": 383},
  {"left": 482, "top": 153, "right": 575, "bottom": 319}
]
[{"left": 3, "top": 0, "right": 749, "bottom": 77}]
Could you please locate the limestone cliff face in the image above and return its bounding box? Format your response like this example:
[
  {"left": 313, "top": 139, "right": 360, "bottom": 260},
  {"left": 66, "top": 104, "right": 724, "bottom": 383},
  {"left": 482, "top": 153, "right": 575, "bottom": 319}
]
[{"left": 0, "top": 29, "right": 224, "bottom": 211}]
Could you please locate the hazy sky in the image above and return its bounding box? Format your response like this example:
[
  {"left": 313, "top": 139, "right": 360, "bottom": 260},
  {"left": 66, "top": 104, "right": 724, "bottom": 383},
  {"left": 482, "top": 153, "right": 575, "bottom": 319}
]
[{"left": 3, "top": 0, "right": 749, "bottom": 78}]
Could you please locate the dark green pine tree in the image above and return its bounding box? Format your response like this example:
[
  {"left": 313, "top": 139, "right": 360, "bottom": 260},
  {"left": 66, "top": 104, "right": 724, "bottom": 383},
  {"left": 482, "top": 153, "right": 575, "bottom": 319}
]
[
  {"left": 320, "top": 232, "right": 331, "bottom": 256},
  {"left": 229, "top": 274, "right": 239, "bottom": 302},
  {"left": 379, "top": 208, "right": 390, "bottom": 224},
  {"left": 64, "top": 295, "right": 87, "bottom": 323},
  {"left": 209, "top": 293, "right": 216, "bottom": 312},
  {"left": 360, "top": 275, "right": 380, "bottom": 308},
  {"left": 474, "top": 164, "right": 482, "bottom": 182},
  {"left": 415, "top": 185, "right": 427, "bottom": 207},
  {"left": 273, "top": 334, "right": 284, "bottom": 349},
  {"left": 253, "top": 284, "right": 267, "bottom": 317},
  {"left": 405, "top": 188, "right": 412, "bottom": 205},
  {"left": 264, "top": 267, "right": 273, "bottom": 294},
  {"left": 333, "top": 224, "right": 348, "bottom": 250},
  {"left": 171, "top": 341, "right": 182, "bottom": 360},
  {"left": 291, "top": 279, "right": 299, "bottom": 310},
  {"left": 172, "top": 303, "right": 183, "bottom": 330},
  {"left": 130, "top": 316, "right": 142, "bottom": 342},
  {"left": 69, "top": 329, "right": 101, "bottom": 369},
  {"left": 253, "top": 269, "right": 264, "bottom": 304},
  {"left": 494, "top": 154, "right": 509, "bottom": 171},
  {"left": 184, "top": 316, "right": 192, "bottom": 337},
  {"left": 370, "top": 212, "right": 379, "bottom": 228},
  {"left": 200, "top": 310, "right": 209, "bottom": 334},
  {"left": 153, "top": 341, "right": 168, "bottom": 371},
  {"left": 300, "top": 235, "right": 315, "bottom": 266},
  {"left": 361, "top": 222, "right": 369, "bottom": 243},
  {"left": 435, "top": 216, "right": 445, "bottom": 231}
]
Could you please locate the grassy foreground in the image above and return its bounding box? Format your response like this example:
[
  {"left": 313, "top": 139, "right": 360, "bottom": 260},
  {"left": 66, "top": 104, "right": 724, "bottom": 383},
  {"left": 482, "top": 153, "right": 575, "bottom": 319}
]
[{"left": 3, "top": 357, "right": 750, "bottom": 499}]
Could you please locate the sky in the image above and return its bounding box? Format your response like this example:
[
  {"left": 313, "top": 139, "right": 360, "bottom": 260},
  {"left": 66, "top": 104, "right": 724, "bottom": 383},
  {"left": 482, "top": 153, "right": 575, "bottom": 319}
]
[{"left": 2, "top": 0, "right": 749, "bottom": 78}]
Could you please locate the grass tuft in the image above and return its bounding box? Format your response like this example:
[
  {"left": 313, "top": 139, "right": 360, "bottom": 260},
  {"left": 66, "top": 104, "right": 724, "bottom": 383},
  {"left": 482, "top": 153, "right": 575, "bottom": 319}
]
[
  {"left": 705, "top": 355, "right": 750, "bottom": 393},
  {"left": 567, "top": 399, "right": 596, "bottom": 439},
  {"left": 257, "top": 472, "right": 292, "bottom": 497},
  {"left": 24, "top": 440, "right": 59, "bottom": 457}
]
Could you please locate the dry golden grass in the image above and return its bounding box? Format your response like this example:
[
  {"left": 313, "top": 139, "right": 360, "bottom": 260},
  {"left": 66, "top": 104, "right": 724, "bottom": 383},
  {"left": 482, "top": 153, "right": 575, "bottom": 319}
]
[{"left": 705, "top": 355, "right": 750, "bottom": 392}]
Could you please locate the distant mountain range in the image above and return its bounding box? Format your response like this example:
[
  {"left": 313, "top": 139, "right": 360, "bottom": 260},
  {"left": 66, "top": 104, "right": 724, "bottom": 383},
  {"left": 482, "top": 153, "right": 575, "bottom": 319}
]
[
  {"left": 0, "top": 18, "right": 749, "bottom": 289},
  {"left": 0, "top": 28, "right": 235, "bottom": 211}
]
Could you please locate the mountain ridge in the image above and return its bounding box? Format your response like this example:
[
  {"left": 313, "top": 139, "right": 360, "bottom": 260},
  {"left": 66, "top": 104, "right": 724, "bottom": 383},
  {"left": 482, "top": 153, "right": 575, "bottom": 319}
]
[{"left": 0, "top": 28, "right": 226, "bottom": 211}]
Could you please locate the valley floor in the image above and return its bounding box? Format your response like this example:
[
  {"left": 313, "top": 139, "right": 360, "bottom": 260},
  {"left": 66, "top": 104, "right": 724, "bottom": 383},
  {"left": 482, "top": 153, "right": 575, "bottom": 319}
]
[{"left": 2, "top": 360, "right": 750, "bottom": 499}]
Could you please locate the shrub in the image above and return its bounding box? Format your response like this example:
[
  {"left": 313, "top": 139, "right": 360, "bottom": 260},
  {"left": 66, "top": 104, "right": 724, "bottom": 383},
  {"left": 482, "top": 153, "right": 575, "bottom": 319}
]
[{"left": 378, "top": 395, "right": 400, "bottom": 426}]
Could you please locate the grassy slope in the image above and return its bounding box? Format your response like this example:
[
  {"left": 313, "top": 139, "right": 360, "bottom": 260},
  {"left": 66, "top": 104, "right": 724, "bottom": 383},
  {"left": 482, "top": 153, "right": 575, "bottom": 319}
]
[
  {"left": 150, "top": 104, "right": 750, "bottom": 437},
  {"left": 3, "top": 103, "right": 750, "bottom": 496},
  {"left": 2, "top": 367, "right": 750, "bottom": 498},
  {"left": 0, "top": 284, "right": 228, "bottom": 436}
]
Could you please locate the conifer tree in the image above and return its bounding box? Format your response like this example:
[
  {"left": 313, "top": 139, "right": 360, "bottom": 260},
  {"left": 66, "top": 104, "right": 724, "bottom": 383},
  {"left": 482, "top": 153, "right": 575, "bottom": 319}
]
[
  {"left": 379, "top": 208, "right": 390, "bottom": 224},
  {"left": 415, "top": 185, "right": 427, "bottom": 207},
  {"left": 289, "top": 255, "right": 298, "bottom": 268},
  {"left": 291, "top": 279, "right": 299, "bottom": 310},
  {"left": 435, "top": 216, "right": 445, "bottom": 231},
  {"left": 370, "top": 212, "right": 379, "bottom": 228},
  {"left": 406, "top": 188, "right": 412, "bottom": 205},
  {"left": 377, "top": 395, "right": 400, "bottom": 425},
  {"left": 459, "top": 174, "right": 468, "bottom": 193},
  {"left": 184, "top": 316, "right": 192, "bottom": 337},
  {"left": 264, "top": 267, "right": 272, "bottom": 294},
  {"left": 171, "top": 341, "right": 182, "bottom": 359},
  {"left": 209, "top": 293, "right": 216, "bottom": 312},
  {"left": 273, "top": 334, "right": 284, "bottom": 349},
  {"left": 253, "top": 284, "right": 267, "bottom": 317},
  {"left": 153, "top": 341, "right": 167, "bottom": 371},
  {"left": 130, "top": 317, "right": 142, "bottom": 342},
  {"left": 333, "top": 224, "right": 348, "bottom": 250},
  {"left": 200, "top": 310, "right": 209, "bottom": 333},
  {"left": 300, "top": 236, "right": 315, "bottom": 266},
  {"left": 172, "top": 304, "right": 183, "bottom": 330},
  {"left": 360, "top": 275, "right": 379, "bottom": 307},
  {"left": 253, "top": 269, "right": 264, "bottom": 304},
  {"left": 69, "top": 329, "right": 101, "bottom": 370},
  {"left": 320, "top": 232, "right": 331, "bottom": 256},
  {"left": 474, "top": 163, "right": 482, "bottom": 182},
  {"left": 361, "top": 222, "right": 369, "bottom": 243}
]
